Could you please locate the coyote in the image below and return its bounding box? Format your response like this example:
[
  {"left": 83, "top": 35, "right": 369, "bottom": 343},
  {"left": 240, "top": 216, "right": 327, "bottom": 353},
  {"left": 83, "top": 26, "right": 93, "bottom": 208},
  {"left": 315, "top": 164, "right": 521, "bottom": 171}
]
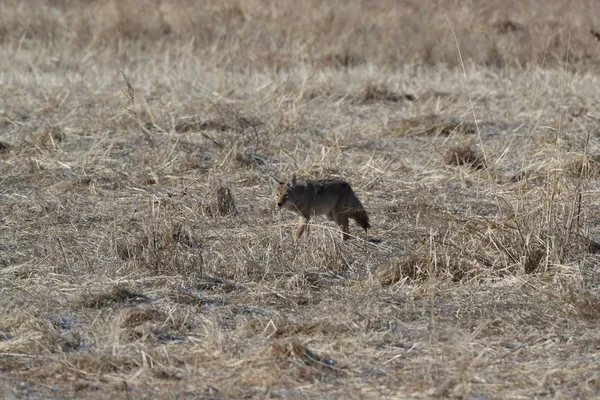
[{"left": 272, "top": 174, "right": 371, "bottom": 240}]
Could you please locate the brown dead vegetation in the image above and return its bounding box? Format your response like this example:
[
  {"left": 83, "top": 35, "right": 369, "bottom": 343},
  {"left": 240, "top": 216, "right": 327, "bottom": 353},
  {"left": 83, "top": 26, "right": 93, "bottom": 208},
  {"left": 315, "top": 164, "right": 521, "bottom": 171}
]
[
  {"left": 444, "top": 142, "right": 487, "bottom": 170},
  {"left": 358, "top": 83, "right": 416, "bottom": 103},
  {"left": 0, "top": 0, "right": 599, "bottom": 70},
  {"left": 387, "top": 115, "right": 477, "bottom": 137},
  {"left": 76, "top": 284, "right": 150, "bottom": 309},
  {"left": 2, "top": 1, "right": 600, "bottom": 399}
]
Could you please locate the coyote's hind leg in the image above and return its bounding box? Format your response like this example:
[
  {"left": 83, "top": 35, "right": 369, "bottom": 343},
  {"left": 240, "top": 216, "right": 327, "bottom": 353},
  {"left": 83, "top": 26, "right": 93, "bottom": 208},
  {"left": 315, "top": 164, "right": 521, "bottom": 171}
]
[
  {"left": 341, "top": 217, "right": 350, "bottom": 241},
  {"left": 334, "top": 213, "right": 351, "bottom": 241}
]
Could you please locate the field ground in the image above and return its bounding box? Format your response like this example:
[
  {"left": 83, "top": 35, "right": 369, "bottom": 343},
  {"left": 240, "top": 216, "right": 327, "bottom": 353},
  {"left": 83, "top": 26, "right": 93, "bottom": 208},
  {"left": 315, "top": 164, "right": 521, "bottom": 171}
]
[{"left": 3, "top": 1, "right": 600, "bottom": 399}]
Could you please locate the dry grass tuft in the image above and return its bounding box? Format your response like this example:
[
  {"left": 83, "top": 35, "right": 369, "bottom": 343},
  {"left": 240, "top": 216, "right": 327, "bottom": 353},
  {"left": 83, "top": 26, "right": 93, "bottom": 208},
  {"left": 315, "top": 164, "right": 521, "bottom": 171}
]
[
  {"left": 118, "top": 306, "right": 163, "bottom": 328},
  {"left": 116, "top": 306, "right": 169, "bottom": 343},
  {"left": 377, "top": 251, "right": 479, "bottom": 285},
  {"left": 175, "top": 118, "right": 237, "bottom": 135},
  {"left": 494, "top": 19, "right": 525, "bottom": 34},
  {"left": 564, "top": 289, "right": 600, "bottom": 320},
  {"left": 274, "top": 320, "right": 347, "bottom": 338},
  {"left": 566, "top": 154, "right": 600, "bottom": 178},
  {"left": 76, "top": 284, "right": 150, "bottom": 309},
  {"left": 0, "top": 140, "right": 11, "bottom": 152},
  {"left": 31, "top": 353, "right": 140, "bottom": 383},
  {"left": 377, "top": 254, "right": 430, "bottom": 285},
  {"left": 271, "top": 340, "right": 338, "bottom": 371},
  {"left": 444, "top": 142, "right": 487, "bottom": 170},
  {"left": 546, "top": 285, "right": 600, "bottom": 320},
  {"left": 132, "top": 219, "right": 203, "bottom": 276},
  {"left": 203, "top": 185, "right": 237, "bottom": 217},
  {"left": 359, "top": 83, "right": 415, "bottom": 103},
  {"left": 388, "top": 115, "right": 477, "bottom": 137},
  {"left": 0, "top": 331, "right": 48, "bottom": 354}
]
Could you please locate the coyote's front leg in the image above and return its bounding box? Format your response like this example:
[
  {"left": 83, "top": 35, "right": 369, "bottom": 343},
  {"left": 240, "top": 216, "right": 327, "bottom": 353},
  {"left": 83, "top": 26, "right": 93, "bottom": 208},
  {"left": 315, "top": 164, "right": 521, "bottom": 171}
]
[{"left": 296, "top": 216, "right": 309, "bottom": 238}]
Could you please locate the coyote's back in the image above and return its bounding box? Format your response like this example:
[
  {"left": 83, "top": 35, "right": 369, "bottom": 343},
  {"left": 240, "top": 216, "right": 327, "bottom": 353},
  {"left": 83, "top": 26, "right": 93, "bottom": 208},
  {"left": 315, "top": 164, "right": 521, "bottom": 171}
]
[{"left": 272, "top": 174, "right": 370, "bottom": 240}]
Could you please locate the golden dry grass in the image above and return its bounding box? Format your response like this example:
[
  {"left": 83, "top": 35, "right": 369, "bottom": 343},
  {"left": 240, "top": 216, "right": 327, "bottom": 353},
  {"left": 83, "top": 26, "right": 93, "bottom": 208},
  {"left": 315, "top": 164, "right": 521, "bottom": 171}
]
[{"left": 2, "top": 1, "right": 600, "bottom": 399}]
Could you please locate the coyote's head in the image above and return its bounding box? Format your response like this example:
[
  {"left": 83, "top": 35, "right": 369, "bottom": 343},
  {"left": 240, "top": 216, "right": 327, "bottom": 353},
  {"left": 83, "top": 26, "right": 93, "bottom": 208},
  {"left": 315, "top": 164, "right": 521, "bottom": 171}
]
[{"left": 272, "top": 174, "right": 297, "bottom": 208}]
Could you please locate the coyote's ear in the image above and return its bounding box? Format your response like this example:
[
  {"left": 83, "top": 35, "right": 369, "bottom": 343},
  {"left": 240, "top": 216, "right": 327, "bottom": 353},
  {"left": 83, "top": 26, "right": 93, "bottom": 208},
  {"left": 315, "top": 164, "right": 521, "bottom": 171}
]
[
  {"left": 288, "top": 174, "right": 296, "bottom": 187},
  {"left": 270, "top": 176, "right": 284, "bottom": 185}
]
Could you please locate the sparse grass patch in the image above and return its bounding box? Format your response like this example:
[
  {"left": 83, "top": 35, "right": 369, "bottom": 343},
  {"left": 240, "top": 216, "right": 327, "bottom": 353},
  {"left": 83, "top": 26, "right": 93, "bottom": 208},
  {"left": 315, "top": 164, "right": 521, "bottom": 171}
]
[
  {"left": 132, "top": 217, "right": 203, "bottom": 276},
  {"left": 270, "top": 339, "right": 340, "bottom": 380},
  {"left": 202, "top": 185, "right": 237, "bottom": 217},
  {"left": 566, "top": 153, "right": 600, "bottom": 178},
  {"left": 115, "top": 306, "right": 178, "bottom": 343},
  {"left": 27, "top": 352, "right": 140, "bottom": 384},
  {"left": 377, "top": 252, "right": 478, "bottom": 285},
  {"left": 358, "top": 83, "right": 416, "bottom": 103},
  {"left": 76, "top": 284, "right": 149, "bottom": 309},
  {"left": 387, "top": 115, "right": 477, "bottom": 137},
  {"left": 0, "top": 140, "right": 11, "bottom": 152},
  {"left": 444, "top": 142, "right": 487, "bottom": 170},
  {"left": 546, "top": 284, "right": 600, "bottom": 321}
]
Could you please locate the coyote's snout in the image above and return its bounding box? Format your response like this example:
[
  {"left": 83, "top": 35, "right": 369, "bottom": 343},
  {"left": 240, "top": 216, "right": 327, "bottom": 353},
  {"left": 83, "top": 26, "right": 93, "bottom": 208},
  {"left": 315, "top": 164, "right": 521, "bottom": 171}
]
[{"left": 272, "top": 174, "right": 371, "bottom": 240}]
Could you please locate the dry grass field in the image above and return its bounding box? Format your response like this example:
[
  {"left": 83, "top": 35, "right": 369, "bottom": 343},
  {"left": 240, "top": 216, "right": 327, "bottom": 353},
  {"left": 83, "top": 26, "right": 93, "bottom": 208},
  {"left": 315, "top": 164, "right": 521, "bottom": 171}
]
[{"left": 3, "top": 0, "right": 600, "bottom": 398}]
